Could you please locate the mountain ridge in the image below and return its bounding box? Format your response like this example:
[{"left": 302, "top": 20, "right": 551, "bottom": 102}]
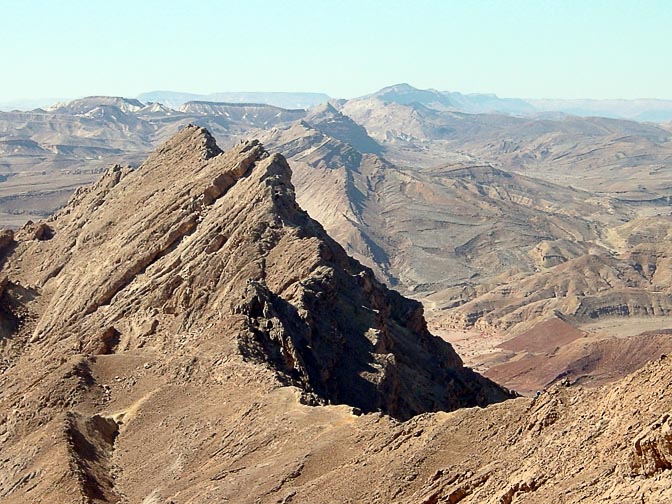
[
  {"left": 1, "top": 125, "right": 512, "bottom": 419},
  {"left": 3, "top": 91, "right": 672, "bottom": 502},
  {"left": 3, "top": 91, "right": 672, "bottom": 397},
  {"left": 6, "top": 83, "right": 672, "bottom": 121},
  {"left": 137, "top": 90, "right": 331, "bottom": 110}
]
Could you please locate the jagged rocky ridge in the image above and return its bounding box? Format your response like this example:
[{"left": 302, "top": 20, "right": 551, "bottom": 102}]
[
  {"left": 3, "top": 126, "right": 672, "bottom": 503},
  {"left": 0, "top": 125, "right": 511, "bottom": 424}
]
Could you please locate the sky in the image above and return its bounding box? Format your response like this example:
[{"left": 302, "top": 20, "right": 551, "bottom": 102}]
[{"left": 1, "top": 0, "right": 671, "bottom": 102}]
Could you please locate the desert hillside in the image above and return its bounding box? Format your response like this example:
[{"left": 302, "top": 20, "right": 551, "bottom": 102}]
[
  {"left": 3, "top": 90, "right": 672, "bottom": 393},
  {"left": 2, "top": 128, "right": 672, "bottom": 503}
]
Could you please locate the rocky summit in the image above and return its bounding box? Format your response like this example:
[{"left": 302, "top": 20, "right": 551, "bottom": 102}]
[{"left": 0, "top": 126, "right": 516, "bottom": 502}]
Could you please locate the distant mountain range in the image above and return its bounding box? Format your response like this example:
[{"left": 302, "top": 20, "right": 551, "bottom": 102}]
[
  {"left": 366, "top": 83, "right": 672, "bottom": 122},
  {"left": 0, "top": 92, "right": 331, "bottom": 113},
  {"left": 136, "top": 91, "right": 331, "bottom": 110},
  {"left": 4, "top": 83, "right": 672, "bottom": 121}
]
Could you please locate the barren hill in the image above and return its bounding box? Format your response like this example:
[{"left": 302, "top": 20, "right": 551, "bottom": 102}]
[
  {"left": 0, "top": 127, "right": 517, "bottom": 501},
  {"left": 2, "top": 128, "right": 672, "bottom": 502},
  {"left": 0, "top": 97, "right": 312, "bottom": 225}
]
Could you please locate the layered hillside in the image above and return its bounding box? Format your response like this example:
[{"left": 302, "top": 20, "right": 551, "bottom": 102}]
[
  {"left": 340, "top": 88, "right": 672, "bottom": 198},
  {"left": 445, "top": 249, "right": 672, "bottom": 335},
  {"left": 0, "top": 98, "right": 309, "bottom": 225},
  {"left": 435, "top": 215, "right": 672, "bottom": 336},
  {"left": 3, "top": 128, "right": 672, "bottom": 504},
  {"left": 430, "top": 215, "right": 672, "bottom": 393},
  {"left": 0, "top": 127, "right": 517, "bottom": 501},
  {"left": 261, "top": 106, "right": 631, "bottom": 295}
]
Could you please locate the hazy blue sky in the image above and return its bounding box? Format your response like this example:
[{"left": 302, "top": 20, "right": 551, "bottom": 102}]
[{"left": 2, "top": 0, "right": 671, "bottom": 101}]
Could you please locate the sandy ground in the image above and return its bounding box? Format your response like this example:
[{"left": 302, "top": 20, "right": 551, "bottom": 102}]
[
  {"left": 429, "top": 309, "right": 672, "bottom": 396},
  {"left": 579, "top": 316, "right": 672, "bottom": 338},
  {"left": 428, "top": 322, "right": 508, "bottom": 373}
]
